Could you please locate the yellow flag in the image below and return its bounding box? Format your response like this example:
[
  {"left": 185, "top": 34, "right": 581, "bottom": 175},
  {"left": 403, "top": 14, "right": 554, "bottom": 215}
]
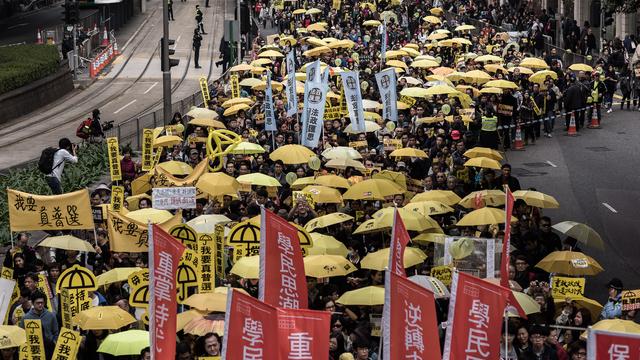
[
  {"left": 107, "top": 210, "right": 182, "bottom": 252},
  {"left": 51, "top": 327, "right": 81, "bottom": 360},
  {"left": 24, "top": 319, "right": 46, "bottom": 359},
  {"left": 7, "top": 189, "right": 94, "bottom": 231},
  {"left": 106, "top": 137, "right": 122, "bottom": 181}
]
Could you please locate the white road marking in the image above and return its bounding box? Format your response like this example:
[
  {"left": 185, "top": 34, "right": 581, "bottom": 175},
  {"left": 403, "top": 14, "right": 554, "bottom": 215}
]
[
  {"left": 144, "top": 82, "right": 158, "bottom": 94},
  {"left": 174, "top": 35, "right": 181, "bottom": 48},
  {"left": 8, "top": 23, "right": 28, "bottom": 30},
  {"left": 546, "top": 160, "right": 557, "bottom": 168},
  {"left": 113, "top": 99, "right": 137, "bottom": 114},
  {"left": 602, "top": 203, "right": 618, "bottom": 213}
]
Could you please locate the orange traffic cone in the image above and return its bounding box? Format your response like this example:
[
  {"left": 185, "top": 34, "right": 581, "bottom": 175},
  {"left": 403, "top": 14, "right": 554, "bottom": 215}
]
[
  {"left": 567, "top": 111, "right": 577, "bottom": 136},
  {"left": 587, "top": 105, "right": 601, "bottom": 129},
  {"left": 101, "top": 26, "right": 109, "bottom": 47},
  {"left": 36, "top": 28, "right": 43, "bottom": 44},
  {"left": 513, "top": 124, "right": 524, "bottom": 150}
]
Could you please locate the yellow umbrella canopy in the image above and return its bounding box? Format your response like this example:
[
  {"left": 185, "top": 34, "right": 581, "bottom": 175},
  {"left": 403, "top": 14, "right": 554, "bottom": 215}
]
[
  {"left": 258, "top": 49, "right": 284, "bottom": 58},
  {"left": 423, "top": 15, "right": 442, "bottom": 24},
  {"left": 568, "top": 63, "right": 594, "bottom": 72},
  {"left": 229, "top": 63, "right": 253, "bottom": 72},
  {"left": 412, "top": 232, "right": 447, "bottom": 244},
  {"left": 520, "top": 57, "right": 550, "bottom": 69},
  {"left": 588, "top": 319, "right": 640, "bottom": 334},
  {"left": 410, "top": 190, "right": 461, "bottom": 206},
  {"left": 447, "top": 71, "right": 474, "bottom": 83},
  {"left": 456, "top": 207, "right": 512, "bottom": 226},
  {"left": 177, "top": 309, "right": 208, "bottom": 332},
  {"left": 484, "top": 79, "right": 518, "bottom": 89},
  {"left": 96, "top": 267, "right": 141, "bottom": 287},
  {"left": 98, "top": 330, "right": 149, "bottom": 356},
  {"left": 459, "top": 189, "right": 506, "bottom": 208},
  {"left": 307, "top": 233, "right": 349, "bottom": 257},
  {"left": 337, "top": 286, "right": 385, "bottom": 306},
  {"left": 306, "top": 7, "right": 322, "bottom": 15},
  {"left": 236, "top": 173, "right": 282, "bottom": 187},
  {"left": 344, "top": 120, "right": 381, "bottom": 134},
  {"left": 156, "top": 161, "right": 193, "bottom": 176},
  {"left": 386, "top": 59, "right": 408, "bottom": 69},
  {"left": 306, "top": 23, "right": 327, "bottom": 32},
  {"left": 322, "top": 146, "right": 363, "bottom": 160},
  {"left": 427, "top": 32, "right": 449, "bottom": 41},
  {"left": 475, "top": 54, "right": 504, "bottom": 63},
  {"left": 302, "top": 185, "right": 343, "bottom": 204},
  {"left": 292, "top": 8, "right": 306, "bottom": 15},
  {"left": 188, "top": 117, "right": 226, "bottom": 129},
  {"left": 221, "top": 97, "right": 254, "bottom": 109},
  {"left": 230, "top": 141, "right": 265, "bottom": 155},
  {"left": 251, "top": 80, "right": 284, "bottom": 92},
  {"left": 290, "top": 176, "right": 316, "bottom": 190},
  {"left": 304, "top": 255, "right": 356, "bottom": 278},
  {"left": 38, "top": 235, "right": 95, "bottom": 252},
  {"left": 511, "top": 291, "right": 541, "bottom": 315},
  {"left": 314, "top": 174, "right": 351, "bottom": 189},
  {"left": 484, "top": 64, "right": 508, "bottom": 74},
  {"left": 513, "top": 190, "right": 560, "bottom": 209},
  {"left": 223, "top": 104, "right": 250, "bottom": 116},
  {"left": 230, "top": 255, "right": 259, "bottom": 279},
  {"left": 153, "top": 135, "right": 182, "bottom": 148},
  {"left": 342, "top": 179, "right": 405, "bottom": 200},
  {"left": 367, "top": 207, "right": 441, "bottom": 232},
  {"left": 463, "top": 147, "right": 504, "bottom": 161},
  {"left": 535, "top": 251, "right": 604, "bottom": 276},
  {"left": 464, "top": 156, "right": 502, "bottom": 170},
  {"left": 360, "top": 247, "right": 428, "bottom": 270},
  {"left": 431, "top": 66, "right": 455, "bottom": 76},
  {"left": 270, "top": 144, "right": 315, "bottom": 164},
  {"left": 183, "top": 292, "right": 228, "bottom": 312},
  {"left": 404, "top": 201, "right": 454, "bottom": 216},
  {"left": 325, "top": 158, "right": 365, "bottom": 171},
  {"left": 390, "top": 147, "right": 428, "bottom": 158},
  {"left": 480, "top": 87, "right": 503, "bottom": 95},
  {"left": 425, "top": 84, "right": 459, "bottom": 96},
  {"left": 197, "top": 172, "right": 239, "bottom": 197},
  {"left": 363, "top": 19, "right": 382, "bottom": 26},
  {"left": 455, "top": 24, "right": 476, "bottom": 31},
  {"left": 303, "top": 46, "right": 332, "bottom": 57},
  {"left": 0, "top": 325, "right": 26, "bottom": 349},
  {"left": 508, "top": 66, "right": 534, "bottom": 75},
  {"left": 400, "top": 86, "right": 429, "bottom": 98},
  {"left": 305, "top": 212, "right": 354, "bottom": 232},
  {"left": 554, "top": 296, "right": 603, "bottom": 320},
  {"left": 465, "top": 70, "right": 493, "bottom": 84},
  {"left": 186, "top": 107, "right": 217, "bottom": 119},
  {"left": 183, "top": 314, "right": 226, "bottom": 336},
  {"left": 529, "top": 69, "right": 558, "bottom": 84},
  {"left": 238, "top": 77, "right": 262, "bottom": 87},
  {"left": 74, "top": 306, "right": 136, "bottom": 330},
  {"left": 551, "top": 221, "right": 604, "bottom": 250},
  {"left": 125, "top": 208, "right": 173, "bottom": 223}
]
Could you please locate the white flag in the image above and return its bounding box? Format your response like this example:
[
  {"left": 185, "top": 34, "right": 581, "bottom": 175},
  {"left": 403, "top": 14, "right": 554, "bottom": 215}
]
[
  {"left": 264, "top": 71, "right": 277, "bottom": 132},
  {"left": 285, "top": 51, "right": 298, "bottom": 117},
  {"left": 341, "top": 71, "right": 365, "bottom": 133},
  {"left": 301, "top": 67, "right": 329, "bottom": 148},
  {"left": 375, "top": 68, "right": 398, "bottom": 122}
]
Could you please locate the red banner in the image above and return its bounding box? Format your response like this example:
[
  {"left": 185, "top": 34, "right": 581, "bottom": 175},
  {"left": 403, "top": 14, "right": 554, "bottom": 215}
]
[
  {"left": 388, "top": 209, "right": 410, "bottom": 277},
  {"left": 443, "top": 271, "right": 510, "bottom": 360},
  {"left": 588, "top": 329, "right": 640, "bottom": 360},
  {"left": 149, "top": 224, "right": 185, "bottom": 360},
  {"left": 259, "top": 209, "right": 308, "bottom": 309},
  {"left": 276, "top": 307, "right": 331, "bottom": 360},
  {"left": 501, "top": 187, "right": 515, "bottom": 288},
  {"left": 382, "top": 271, "right": 440, "bottom": 360}
]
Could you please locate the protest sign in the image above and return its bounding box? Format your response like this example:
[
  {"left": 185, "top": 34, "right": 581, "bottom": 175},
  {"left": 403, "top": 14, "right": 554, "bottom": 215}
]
[
  {"left": 106, "top": 137, "right": 122, "bottom": 181},
  {"left": 141, "top": 129, "right": 155, "bottom": 171},
  {"left": 152, "top": 187, "right": 197, "bottom": 210},
  {"left": 551, "top": 276, "right": 586, "bottom": 298},
  {"left": 25, "top": 319, "right": 46, "bottom": 360},
  {"left": 430, "top": 265, "right": 453, "bottom": 286},
  {"left": 8, "top": 189, "right": 94, "bottom": 232},
  {"left": 51, "top": 327, "right": 81, "bottom": 360}
]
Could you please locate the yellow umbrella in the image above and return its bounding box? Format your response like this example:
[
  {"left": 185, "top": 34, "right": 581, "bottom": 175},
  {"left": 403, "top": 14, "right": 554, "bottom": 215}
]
[
  {"left": 38, "top": 235, "right": 95, "bottom": 252},
  {"left": 306, "top": 7, "right": 322, "bottom": 15},
  {"left": 279, "top": 36, "right": 297, "bottom": 46},
  {"left": 258, "top": 49, "right": 284, "bottom": 58},
  {"left": 96, "top": 267, "right": 141, "bottom": 287},
  {"left": 365, "top": 207, "right": 441, "bottom": 232},
  {"left": 183, "top": 314, "right": 225, "bottom": 336},
  {"left": 230, "top": 141, "right": 265, "bottom": 155},
  {"left": 304, "top": 255, "right": 356, "bottom": 278},
  {"left": 306, "top": 23, "right": 327, "bottom": 32},
  {"left": 425, "top": 85, "right": 459, "bottom": 96},
  {"left": 337, "top": 286, "right": 385, "bottom": 306},
  {"left": 363, "top": 19, "right": 382, "bottom": 26},
  {"left": 230, "top": 255, "right": 259, "bottom": 278},
  {"left": 229, "top": 63, "right": 253, "bottom": 72},
  {"left": 511, "top": 291, "right": 541, "bottom": 315},
  {"left": 384, "top": 50, "right": 408, "bottom": 59},
  {"left": 431, "top": 66, "right": 455, "bottom": 76},
  {"left": 0, "top": 326, "right": 26, "bottom": 349},
  {"left": 363, "top": 111, "right": 382, "bottom": 122},
  {"left": 301, "top": 38, "right": 327, "bottom": 48},
  {"left": 236, "top": 173, "right": 282, "bottom": 187},
  {"left": 344, "top": 120, "right": 381, "bottom": 134},
  {"left": 223, "top": 104, "right": 250, "bottom": 116},
  {"left": 314, "top": 174, "right": 351, "bottom": 189},
  {"left": 372, "top": 170, "right": 407, "bottom": 190},
  {"left": 125, "top": 208, "right": 173, "bottom": 223},
  {"left": 322, "top": 146, "right": 363, "bottom": 160},
  {"left": 156, "top": 161, "right": 193, "bottom": 176},
  {"left": 484, "top": 64, "right": 508, "bottom": 74},
  {"left": 361, "top": 247, "right": 427, "bottom": 270},
  {"left": 290, "top": 176, "right": 316, "bottom": 190},
  {"left": 404, "top": 201, "right": 454, "bottom": 216},
  {"left": 197, "top": 172, "right": 239, "bottom": 197},
  {"left": 342, "top": 179, "right": 405, "bottom": 200},
  {"left": 554, "top": 297, "right": 602, "bottom": 321},
  {"left": 238, "top": 77, "right": 262, "bottom": 87},
  {"left": 427, "top": 32, "right": 449, "bottom": 41},
  {"left": 442, "top": 37, "right": 472, "bottom": 46},
  {"left": 430, "top": 7, "right": 443, "bottom": 15},
  {"left": 568, "top": 63, "right": 594, "bottom": 72},
  {"left": 588, "top": 319, "right": 640, "bottom": 334},
  {"left": 177, "top": 309, "right": 208, "bottom": 332},
  {"left": 98, "top": 330, "right": 149, "bottom": 356},
  {"left": 455, "top": 24, "right": 476, "bottom": 31},
  {"left": 302, "top": 185, "right": 343, "bottom": 204},
  {"left": 186, "top": 107, "right": 217, "bottom": 119},
  {"left": 513, "top": 190, "right": 560, "bottom": 209},
  {"left": 221, "top": 97, "right": 254, "bottom": 109},
  {"left": 480, "top": 87, "right": 503, "bottom": 95},
  {"left": 459, "top": 190, "right": 506, "bottom": 208},
  {"left": 74, "top": 306, "right": 136, "bottom": 330},
  {"left": 307, "top": 233, "right": 349, "bottom": 257},
  {"left": 400, "top": 47, "right": 420, "bottom": 57},
  {"left": 188, "top": 117, "right": 226, "bottom": 129},
  {"left": 475, "top": 54, "right": 503, "bottom": 63},
  {"left": 411, "top": 59, "right": 440, "bottom": 68},
  {"left": 386, "top": 59, "right": 408, "bottom": 69},
  {"left": 250, "top": 66, "right": 268, "bottom": 75},
  {"left": 464, "top": 156, "right": 502, "bottom": 169},
  {"left": 551, "top": 221, "right": 604, "bottom": 250},
  {"left": 466, "top": 70, "right": 493, "bottom": 84},
  {"left": 463, "top": 147, "right": 504, "bottom": 161},
  {"left": 529, "top": 69, "right": 558, "bottom": 84},
  {"left": 520, "top": 57, "right": 550, "bottom": 69},
  {"left": 270, "top": 144, "right": 315, "bottom": 164},
  {"left": 410, "top": 190, "right": 462, "bottom": 206},
  {"left": 484, "top": 79, "right": 518, "bottom": 89},
  {"left": 508, "top": 66, "right": 534, "bottom": 75},
  {"left": 535, "top": 251, "right": 604, "bottom": 276},
  {"left": 327, "top": 39, "right": 355, "bottom": 49},
  {"left": 447, "top": 71, "right": 473, "bottom": 83},
  {"left": 183, "top": 292, "right": 227, "bottom": 312},
  {"left": 325, "top": 158, "right": 366, "bottom": 171},
  {"left": 125, "top": 193, "right": 151, "bottom": 211},
  {"left": 423, "top": 15, "right": 442, "bottom": 24},
  {"left": 456, "top": 207, "right": 513, "bottom": 226},
  {"left": 400, "top": 87, "right": 429, "bottom": 98},
  {"left": 305, "top": 212, "right": 354, "bottom": 232},
  {"left": 251, "top": 80, "right": 284, "bottom": 92},
  {"left": 292, "top": 8, "right": 306, "bottom": 15},
  {"left": 303, "top": 46, "right": 332, "bottom": 57},
  {"left": 390, "top": 148, "right": 428, "bottom": 158},
  {"left": 153, "top": 135, "right": 182, "bottom": 148},
  {"left": 131, "top": 172, "right": 152, "bottom": 195},
  {"left": 412, "top": 232, "right": 447, "bottom": 244}
]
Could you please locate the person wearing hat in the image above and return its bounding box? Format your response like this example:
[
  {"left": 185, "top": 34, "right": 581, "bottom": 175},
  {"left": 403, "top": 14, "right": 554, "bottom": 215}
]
[
  {"left": 479, "top": 106, "right": 500, "bottom": 150},
  {"left": 601, "top": 278, "right": 623, "bottom": 319}
]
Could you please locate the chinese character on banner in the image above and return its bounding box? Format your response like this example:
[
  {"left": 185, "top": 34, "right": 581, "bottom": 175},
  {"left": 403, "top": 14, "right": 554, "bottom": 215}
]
[
  {"left": 259, "top": 209, "right": 308, "bottom": 309},
  {"left": 442, "top": 271, "right": 510, "bottom": 360},
  {"left": 51, "top": 327, "right": 81, "bottom": 360},
  {"left": 106, "top": 137, "right": 122, "bottom": 181},
  {"left": 24, "top": 319, "right": 45, "bottom": 360},
  {"left": 141, "top": 129, "right": 155, "bottom": 171},
  {"left": 587, "top": 329, "right": 640, "bottom": 360},
  {"left": 382, "top": 271, "right": 440, "bottom": 360},
  {"left": 7, "top": 189, "right": 94, "bottom": 232},
  {"left": 277, "top": 307, "right": 330, "bottom": 360},
  {"left": 388, "top": 209, "right": 410, "bottom": 277},
  {"left": 150, "top": 224, "right": 186, "bottom": 360}
]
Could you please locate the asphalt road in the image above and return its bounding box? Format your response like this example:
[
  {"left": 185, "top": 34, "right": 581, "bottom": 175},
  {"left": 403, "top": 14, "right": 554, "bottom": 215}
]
[{"left": 505, "top": 107, "right": 640, "bottom": 302}]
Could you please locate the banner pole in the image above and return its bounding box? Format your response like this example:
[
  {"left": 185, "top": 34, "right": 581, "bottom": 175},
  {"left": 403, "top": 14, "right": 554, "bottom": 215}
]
[{"left": 504, "top": 310, "right": 508, "bottom": 359}]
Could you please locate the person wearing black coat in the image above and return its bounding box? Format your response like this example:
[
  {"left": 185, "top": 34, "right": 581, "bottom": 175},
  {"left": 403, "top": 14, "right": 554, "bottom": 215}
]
[
  {"left": 563, "top": 76, "right": 585, "bottom": 130},
  {"left": 192, "top": 28, "right": 202, "bottom": 69}
]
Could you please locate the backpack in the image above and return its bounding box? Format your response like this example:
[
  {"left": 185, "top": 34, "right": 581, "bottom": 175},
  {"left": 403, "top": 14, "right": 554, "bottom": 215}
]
[
  {"left": 38, "top": 147, "right": 60, "bottom": 175},
  {"left": 76, "top": 118, "right": 93, "bottom": 139}
]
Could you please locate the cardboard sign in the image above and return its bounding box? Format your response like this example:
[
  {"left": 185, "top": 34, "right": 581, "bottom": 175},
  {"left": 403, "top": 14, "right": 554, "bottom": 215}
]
[
  {"left": 24, "top": 319, "right": 46, "bottom": 360},
  {"left": 141, "top": 129, "right": 155, "bottom": 171},
  {"left": 51, "top": 327, "right": 81, "bottom": 360},
  {"left": 111, "top": 185, "right": 125, "bottom": 213},
  {"left": 621, "top": 289, "right": 640, "bottom": 311},
  {"left": 106, "top": 137, "right": 122, "bottom": 181},
  {"left": 551, "top": 276, "right": 586, "bottom": 299},
  {"left": 56, "top": 264, "right": 97, "bottom": 292},
  {"left": 430, "top": 265, "right": 453, "bottom": 286},
  {"left": 399, "top": 94, "right": 416, "bottom": 107},
  {"left": 383, "top": 138, "right": 403, "bottom": 151},
  {"left": 325, "top": 106, "right": 343, "bottom": 120},
  {"left": 18, "top": 343, "right": 28, "bottom": 360},
  {"left": 152, "top": 187, "right": 197, "bottom": 210}
]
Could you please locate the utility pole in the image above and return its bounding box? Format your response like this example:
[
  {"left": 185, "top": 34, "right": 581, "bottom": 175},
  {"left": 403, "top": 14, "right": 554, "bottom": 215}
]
[{"left": 161, "top": 0, "right": 172, "bottom": 125}]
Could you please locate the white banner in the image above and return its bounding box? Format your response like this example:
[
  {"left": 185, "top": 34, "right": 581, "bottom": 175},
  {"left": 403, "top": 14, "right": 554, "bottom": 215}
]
[
  {"left": 264, "top": 70, "right": 277, "bottom": 132},
  {"left": 0, "top": 278, "right": 15, "bottom": 323},
  {"left": 375, "top": 68, "right": 398, "bottom": 122},
  {"left": 152, "top": 187, "right": 196, "bottom": 209},
  {"left": 285, "top": 51, "right": 298, "bottom": 117},
  {"left": 301, "top": 65, "right": 328, "bottom": 149},
  {"left": 341, "top": 71, "right": 366, "bottom": 133}
]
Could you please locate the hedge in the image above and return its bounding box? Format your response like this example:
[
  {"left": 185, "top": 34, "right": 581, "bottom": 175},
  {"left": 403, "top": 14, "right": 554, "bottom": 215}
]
[
  {"left": 0, "top": 44, "right": 61, "bottom": 95},
  {"left": 0, "top": 143, "right": 109, "bottom": 245}
]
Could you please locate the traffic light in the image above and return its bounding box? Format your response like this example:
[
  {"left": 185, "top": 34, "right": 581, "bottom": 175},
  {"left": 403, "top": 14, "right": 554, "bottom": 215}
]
[
  {"left": 62, "top": 1, "right": 79, "bottom": 24},
  {"left": 604, "top": 9, "right": 615, "bottom": 27},
  {"left": 160, "top": 37, "right": 179, "bottom": 70}
]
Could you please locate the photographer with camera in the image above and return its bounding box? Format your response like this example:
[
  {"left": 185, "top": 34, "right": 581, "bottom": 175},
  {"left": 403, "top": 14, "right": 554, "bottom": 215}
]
[{"left": 42, "top": 138, "right": 78, "bottom": 195}]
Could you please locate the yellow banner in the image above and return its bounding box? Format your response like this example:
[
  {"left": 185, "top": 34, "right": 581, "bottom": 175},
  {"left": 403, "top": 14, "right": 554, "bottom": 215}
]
[
  {"left": 169, "top": 224, "right": 198, "bottom": 252},
  {"left": 7, "top": 189, "right": 94, "bottom": 232},
  {"left": 127, "top": 269, "right": 149, "bottom": 307},
  {"left": 36, "top": 273, "right": 53, "bottom": 314},
  {"left": 51, "top": 327, "right": 81, "bottom": 360},
  {"left": 230, "top": 74, "right": 240, "bottom": 98},
  {"left": 551, "top": 276, "right": 586, "bottom": 299},
  {"left": 107, "top": 137, "right": 122, "bottom": 181},
  {"left": 399, "top": 94, "right": 417, "bottom": 107},
  {"left": 197, "top": 233, "right": 215, "bottom": 293},
  {"left": 111, "top": 185, "right": 125, "bottom": 213},
  {"left": 214, "top": 224, "right": 225, "bottom": 286},
  {"left": 18, "top": 343, "right": 28, "bottom": 360},
  {"left": 107, "top": 210, "right": 182, "bottom": 252},
  {"left": 177, "top": 249, "right": 199, "bottom": 304},
  {"left": 430, "top": 265, "right": 453, "bottom": 286},
  {"left": 324, "top": 106, "right": 343, "bottom": 120},
  {"left": 154, "top": 158, "right": 208, "bottom": 188},
  {"left": 153, "top": 146, "right": 163, "bottom": 168},
  {"left": 199, "top": 76, "right": 211, "bottom": 104},
  {"left": 141, "top": 129, "right": 154, "bottom": 171},
  {"left": 60, "top": 288, "right": 91, "bottom": 329},
  {"left": 24, "top": 319, "right": 45, "bottom": 360}
]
